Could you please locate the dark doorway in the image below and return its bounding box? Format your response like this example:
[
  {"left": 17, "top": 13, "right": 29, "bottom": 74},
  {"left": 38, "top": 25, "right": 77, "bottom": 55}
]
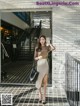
[{"left": 1, "top": 11, "right": 52, "bottom": 86}]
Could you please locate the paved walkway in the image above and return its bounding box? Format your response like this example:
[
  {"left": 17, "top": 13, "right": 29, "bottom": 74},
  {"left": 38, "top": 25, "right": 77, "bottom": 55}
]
[{"left": 0, "top": 85, "right": 70, "bottom": 106}]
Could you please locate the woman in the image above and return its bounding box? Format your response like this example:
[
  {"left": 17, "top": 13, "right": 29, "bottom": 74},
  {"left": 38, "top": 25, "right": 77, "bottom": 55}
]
[{"left": 34, "top": 35, "right": 55, "bottom": 104}]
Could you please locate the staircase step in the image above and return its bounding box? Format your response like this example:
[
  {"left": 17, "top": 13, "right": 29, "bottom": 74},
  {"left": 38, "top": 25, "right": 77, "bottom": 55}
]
[
  {"left": 22, "top": 47, "right": 34, "bottom": 49},
  {"left": 18, "top": 53, "right": 33, "bottom": 60},
  {"left": 19, "top": 52, "right": 34, "bottom": 54},
  {"left": 18, "top": 54, "right": 33, "bottom": 57},
  {"left": 19, "top": 52, "right": 34, "bottom": 55},
  {"left": 18, "top": 58, "right": 33, "bottom": 60},
  {"left": 20, "top": 50, "right": 34, "bottom": 52}
]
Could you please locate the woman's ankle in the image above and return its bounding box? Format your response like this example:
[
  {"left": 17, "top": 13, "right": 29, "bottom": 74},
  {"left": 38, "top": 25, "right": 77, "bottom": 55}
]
[
  {"left": 43, "top": 96, "right": 46, "bottom": 100},
  {"left": 39, "top": 93, "right": 42, "bottom": 99}
]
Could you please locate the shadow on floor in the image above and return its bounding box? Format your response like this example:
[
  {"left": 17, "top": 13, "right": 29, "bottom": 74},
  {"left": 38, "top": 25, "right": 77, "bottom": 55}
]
[{"left": 13, "top": 87, "right": 67, "bottom": 105}]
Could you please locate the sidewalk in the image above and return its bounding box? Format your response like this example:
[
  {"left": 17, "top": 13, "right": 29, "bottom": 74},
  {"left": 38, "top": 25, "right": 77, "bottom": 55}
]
[{"left": 0, "top": 85, "right": 70, "bottom": 106}]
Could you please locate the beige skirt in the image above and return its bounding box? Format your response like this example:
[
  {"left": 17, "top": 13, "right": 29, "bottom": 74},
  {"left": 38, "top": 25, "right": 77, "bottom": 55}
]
[{"left": 35, "top": 58, "right": 49, "bottom": 89}]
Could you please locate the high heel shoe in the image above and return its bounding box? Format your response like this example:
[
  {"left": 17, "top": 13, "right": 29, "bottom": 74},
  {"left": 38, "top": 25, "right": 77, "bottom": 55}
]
[
  {"left": 39, "top": 99, "right": 42, "bottom": 103},
  {"left": 39, "top": 94, "right": 42, "bottom": 103},
  {"left": 42, "top": 97, "right": 46, "bottom": 104}
]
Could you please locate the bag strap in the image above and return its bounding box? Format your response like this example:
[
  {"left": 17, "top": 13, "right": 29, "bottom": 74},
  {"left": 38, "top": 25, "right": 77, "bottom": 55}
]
[
  {"left": 32, "top": 60, "right": 37, "bottom": 68},
  {"left": 32, "top": 47, "right": 37, "bottom": 68}
]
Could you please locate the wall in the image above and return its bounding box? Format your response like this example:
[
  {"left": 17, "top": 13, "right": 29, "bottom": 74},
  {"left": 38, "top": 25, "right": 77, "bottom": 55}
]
[
  {"left": 52, "top": 6, "right": 80, "bottom": 89},
  {"left": 41, "top": 28, "right": 51, "bottom": 37},
  {"left": 41, "top": 28, "right": 51, "bottom": 43},
  {"left": 1, "top": 12, "right": 29, "bottom": 30}
]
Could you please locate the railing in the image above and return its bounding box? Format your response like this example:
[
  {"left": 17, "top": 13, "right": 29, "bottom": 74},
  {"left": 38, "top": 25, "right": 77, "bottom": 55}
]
[
  {"left": 1, "top": 42, "right": 9, "bottom": 59},
  {"left": 35, "top": 21, "right": 42, "bottom": 38},
  {"left": 17, "top": 29, "right": 29, "bottom": 45},
  {"left": 65, "top": 53, "right": 80, "bottom": 106}
]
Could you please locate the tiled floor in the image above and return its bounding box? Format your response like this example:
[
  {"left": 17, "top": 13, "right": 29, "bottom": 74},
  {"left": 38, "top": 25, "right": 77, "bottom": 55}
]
[
  {"left": 0, "top": 85, "right": 70, "bottom": 106},
  {"left": 1, "top": 61, "right": 52, "bottom": 85}
]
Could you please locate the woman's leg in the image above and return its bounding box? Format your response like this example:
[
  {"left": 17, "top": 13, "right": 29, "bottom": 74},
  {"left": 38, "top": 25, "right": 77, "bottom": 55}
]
[
  {"left": 43, "top": 74, "right": 48, "bottom": 101},
  {"left": 39, "top": 87, "right": 42, "bottom": 101}
]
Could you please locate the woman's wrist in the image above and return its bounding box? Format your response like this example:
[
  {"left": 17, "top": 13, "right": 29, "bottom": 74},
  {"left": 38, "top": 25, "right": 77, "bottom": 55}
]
[
  {"left": 38, "top": 56, "right": 42, "bottom": 59},
  {"left": 35, "top": 56, "right": 42, "bottom": 60},
  {"left": 35, "top": 57, "right": 39, "bottom": 60}
]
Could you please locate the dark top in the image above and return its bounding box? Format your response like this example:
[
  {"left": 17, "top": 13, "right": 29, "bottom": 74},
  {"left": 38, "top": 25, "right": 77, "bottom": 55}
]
[{"left": 34, "top": 45, "right": 51, "bottom": 59}]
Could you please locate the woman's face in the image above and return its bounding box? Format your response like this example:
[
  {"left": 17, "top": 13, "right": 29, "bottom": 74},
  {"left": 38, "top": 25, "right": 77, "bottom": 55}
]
[{"left": 40, "top": 37, "right": 46, "bottom": 45}]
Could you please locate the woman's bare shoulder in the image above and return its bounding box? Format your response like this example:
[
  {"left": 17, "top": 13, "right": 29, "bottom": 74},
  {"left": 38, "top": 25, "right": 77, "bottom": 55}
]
[{"left": 35, "top": 46, "right": 38, "bottom": 52}]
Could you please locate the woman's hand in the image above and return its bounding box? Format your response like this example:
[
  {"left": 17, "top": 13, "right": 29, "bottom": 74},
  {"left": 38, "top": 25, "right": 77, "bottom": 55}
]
[
  {"left": 38, "top": 56, "right": 42, "bottom": 59},
  {"left": 35, "top": 56, "right": 42, "bottom": 60},
  {"left": 46, "top": 42, "right": 50, "bottom": 46},
  {"left": 35, "top": 57, "right": 39, "bottom": 61}
]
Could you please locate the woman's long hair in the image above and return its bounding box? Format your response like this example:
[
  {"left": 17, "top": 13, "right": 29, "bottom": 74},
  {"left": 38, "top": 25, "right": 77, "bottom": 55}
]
[{"left": 36, "top": 35, "right": 46, "bottom": 52}]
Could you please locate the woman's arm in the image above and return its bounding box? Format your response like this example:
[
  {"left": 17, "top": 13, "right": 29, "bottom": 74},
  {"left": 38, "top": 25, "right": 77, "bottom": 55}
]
[
  {"left": 34, "top": 47, "right": 38, "bottom": 60},
  {"left": 49, "top": 44, "right": 55, "bottom": 51},
  {"left": 35, "top": 56, "right": 43, "bottom": 60},
  {"left": 48, "top": 43, "right": 55, "bottom": 52}
]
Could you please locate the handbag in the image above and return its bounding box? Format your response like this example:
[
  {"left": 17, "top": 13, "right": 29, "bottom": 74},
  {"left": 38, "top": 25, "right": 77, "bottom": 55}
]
[{"left": 30, "top": 60, "right": 39, "bottom": 82}]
